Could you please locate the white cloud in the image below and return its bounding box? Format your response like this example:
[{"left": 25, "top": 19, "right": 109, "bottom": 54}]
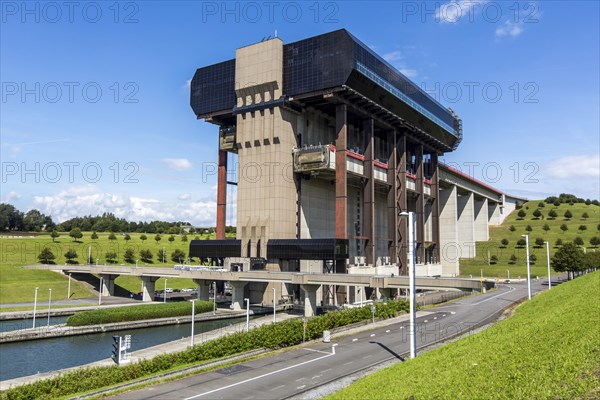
[
  {"left": 162, "top": 158, "right": 192, "bottom": 171},
  {"left": 495, "top": 21, "right": 524, "bottom": 38},
  {"left": 545, "top": 155, "right": 600, "bottom": 179},
  {"left": 3, "top": 191, "right": 21, "bottom": 203},
  {"left": 383, "top": 51, "right": 403, "bottom": 62},
  {"left": 399, "top": 68, "right": 418, "bottom": 78},
  {"left": 383, "top": 50, "right": 418, "bottom": 78},
  {"left": 32, "top": 186, "right": 216, "bottom": 225},
  {"left": 178, "top": 193, "right": 192, "bottom": 201},
  {"left": 436, "top": 0, "right": 486, "bottom": 24}
]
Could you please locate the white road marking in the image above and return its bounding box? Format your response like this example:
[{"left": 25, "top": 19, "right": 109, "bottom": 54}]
[
  {"left": 424, "top": 320, "right": 428, "bottom": 323},
  {"left": 363, "top": 354, "right": 373, "bottom": 359},
  {"left": 297, "top": 385, "right": 306, "bottom": 390},
  {"left": 471, "top": 286, "right": 516, "bottom": 306},
  {"left": 183, "top": 347, "right": 336, "bottom": 399},
  {"left": 322, "top": 368, "right": 331, "bottom": 373},
  {"left": 295, "top": 378, "right": 306, "bottom": 382},
  {"left": 433, "top": 317, "right": 437, "bottom": 320},
  {"left": 343, "top": 361, "right": 353, "bottom": 366},
  {"left": 352, "top": 338, "right": 358, "bottom": 342},
  {"left": 370, "top": 334, "right": 375, "bottom": 337},
  {"left": 385, "top": 329, "right": 391, "bottom": 333},
  {"left": 304, "top": 348, "right": 333, "bottom": 355},
  {"left": 442, "top": 314, "right": 446, "bottom": 317},
  {"left": 270, "top": 385, "right": 285, "bottom": 391},
  {"left": 311, "top": 375, "right": 322, "bottom": 379}
]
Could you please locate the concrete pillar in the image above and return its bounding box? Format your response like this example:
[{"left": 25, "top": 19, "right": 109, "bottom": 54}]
[
  {"left": 379, "top": 288, "right": 393, "bottom": 301},
  {"left": 457, "top": 192, "right": 476, "bottom": 258},
  {"left": 387, "top": 130, "right": 398, "bottom": 262},
  {"left": 301, "top": 284, "right": 319, "bottom": 317},
  {"left": 474, "top": 197, "right": 489, "bottom": 241},
  {"left": 140, "top": 276, "right": 159, "bottom": 302},
  {"left": 100, "top": 274, "right": 117, "bottom": 296},
  {"left": 415, "top": 145, "right": 425, "bottom": 264},
  {"left": 431, "top": 154, "right": 441, "bottom": 263},
  {"left": 363, "top": 118, "right": 375, "bottom": 266},
  {"left": 216, "top": 150, "right": 227, "bottom": 240},
  {"left": 488, "top": 201, "right": 501, "bottom": 225},
  {"left": 396, "top": 135, "right": 408, "bottom": 274},
  {"left": 193, "top": 279, "right": 210, "bottom": 301},
  {"left": 230, "top": 281, "right": 247, "bottom": 311},
  {"left": 439, "top": 185, "right": 459, "bottom": 277}
]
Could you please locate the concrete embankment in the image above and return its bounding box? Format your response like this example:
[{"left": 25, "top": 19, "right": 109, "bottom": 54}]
[{"left": 0, "top": 306, "right": 290, "bottom": 343}]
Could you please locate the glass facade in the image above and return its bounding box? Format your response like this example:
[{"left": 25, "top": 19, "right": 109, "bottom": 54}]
[{"left": 190, "top": 59, "right": 236, "bottom": 117}]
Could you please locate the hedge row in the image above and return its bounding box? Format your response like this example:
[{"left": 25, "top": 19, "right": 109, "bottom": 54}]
[
  {"left": 2, "top": 300, "right": 409, "bottom": 400},
  {"left": 66, "top": 301, "right": 215, "bottom": 326}
]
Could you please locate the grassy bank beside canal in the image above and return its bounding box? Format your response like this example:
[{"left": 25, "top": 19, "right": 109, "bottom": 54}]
[
  {"left": 0, "top": 300, "right": 409, "bottom": 399},
  {"left": 327, "top": 271, "right": 600, "bottom": 400},
  {"left": 66, "top": 301, "right": 215, "bottom": 326}
]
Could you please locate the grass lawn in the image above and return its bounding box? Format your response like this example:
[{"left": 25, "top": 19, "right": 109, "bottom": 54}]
[
  {"left": 327, "top": 270, "right": 600, "bottom": 400},
  {"left": 0, "top": 231, "right": 225, "bottom": 304},
  {"left": 460, "top": 201, "right": 599, "bottom": 277}
]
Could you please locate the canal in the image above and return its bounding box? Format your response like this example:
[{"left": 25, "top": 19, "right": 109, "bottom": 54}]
[
  {"left": 1, "top": 316, "right": 68, "bottom": 333},
  {"left": 0, "top": 316, "right": 249, "bottom": 381}
]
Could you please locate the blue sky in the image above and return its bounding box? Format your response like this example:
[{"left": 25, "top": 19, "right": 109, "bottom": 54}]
[{"left": 1, "top": 1, "right": 599, "bottom": 225}]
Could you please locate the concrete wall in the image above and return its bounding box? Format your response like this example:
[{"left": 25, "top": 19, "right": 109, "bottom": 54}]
[
  {"left": 474, "top": 197, "right": 489, "bottom": 241},
  {"left": 439, "top": 185, "right": 459, "bottom": 276},
  {"left": 457, "top": 192, "right": 475, "bottom": 259}
]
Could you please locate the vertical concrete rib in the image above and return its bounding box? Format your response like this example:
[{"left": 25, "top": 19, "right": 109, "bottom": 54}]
[
  {"left": 363, "top": 118, "right": 375, "bottom": 266},
  {"left": 396, "top": 135, "right": 408, "bottom": 274},
  {"left": 216, "top": 150, "right": 228, "bottom": 240},
  {"left": 431, "top": 154, "right": 441, "bottom": 263},
  {"left": 387, "top": 130, "right": 398, "bottom": 262},
  {"left": 457, "top": 191, "right": 476, "bottom": 259},
  {"left": 415, "top": 145, "right": 425, "bottom": 264},
  {"left": 439, "top": 185, "right": 459, "bottom": 276},
  {"left": 474, "top": 197, "right": 489, "bottom": 241}
]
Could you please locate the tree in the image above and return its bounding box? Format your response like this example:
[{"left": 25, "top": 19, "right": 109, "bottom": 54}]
[
  {"left": 155, "top": 234, "right": 162, "bottom": 243},
  {"left": 108, "top": 232, "right": 117, "bottom": 241},
  {"left": 501, "top": 238, "right": 509, "bottom": 248},
  {"left": 578, "top": 225, "right": 587, "bottom": 232},
  {"left": 584, "top": 251, "right": 600, "bottom": 270},
  {"left": 124, "top": 248, "right": 135, "bottom": 263},
  {"left": 171, "top": 249, "right": 186, "bottom": 263},
  {"left": 542, "top": 223, "right": 550, "bottom": 232},
  {"left": 574, "top": 237, "right": 584, "bottom": 246},
  {"left": 168, "top": 235, "right": 175, "bottom": 244},
  {"left": 23, "top": 209, "right": 52, "bottom": 231},
  {"left": 38, "top": 247, "right": 56, "bottom": 264},
  {"left": 517, "top": 238, "right": 526, "bottom": 247},
  {"left": 532, "top": 209, "right": 542, "bottom": 219},
  {"left": 564, "top": 210, "right": 573, "bottom": 220},
  {"left": 509, "top": 225, "right": 516, "bottom": 232},
  {"left": 194, "top": 235, "right": 200, "bottom": 240},
  {"left": 69, "top": 228, "right": 83, "bottom": 242},
  {"left": 517, "top": 210, "right": 526, "bottom": 219},
  {"left": 181, "top": 234, "right": 188, "bottom": 243},
  {"left": 0, "top": 203, "right": 24, "bottom": 230},
  {"left": 552, "top": 242, "right": 585, "bottom": 278},
  {"left": 560, "top": 224, "right": 568, "bottom": 233},
  {"left": 140, "top": 249, "right": 153, "bottom": 263},
  {"left": 105, "top": 251, "right": 117, "bottom": 264},
  {"left": 548, "top": 209, "right": 558, "bottom": 219},
  {"left": 590, "top": 237, "right": 600, "bottom": 248},
  {"left": 157, "top": 248, "right": 166, "bottom": 263},
  {"left": 525, "top": 225, "right": 533, "bottom": 232},
  {"left": 124, "top": 233, "right": 131, "bottom": 241},
  {"left": 555, "top": 238, "right": 563, "bottom": 247},
  {"left": 140, "top": 234, "right": 147, "bottom": 242},
  {"left": 582, "top": 212, "right": 589, "bottom": 219},
  {"left": 91, "top": 231, "right": 98, "bottom": 240},
  {"left": 50, "top": 229, "right": 60, "bottom": 242},
  {"left": 509, "top": 254, "right": 517, "bottom": 264},
  {"left": 490, "top": 255, "right": 498, "bottom": 265},
  {"left": 535, "top": 237, "right": 545, "bottom": 248},
  {"left": 553, "top": 200, "right": 561, "bottom": 207},
  {"left": 598, "top": 224, "right": 600, "bottom": 232},
  {"left": 529, "top": 254, "right": 537, "bottom": 264},
  {"left": 64, "top": 249, "right": 78, "bottom": 264},
  {"left": 538, "top": 202, "right": 545, "bottom": 208}
]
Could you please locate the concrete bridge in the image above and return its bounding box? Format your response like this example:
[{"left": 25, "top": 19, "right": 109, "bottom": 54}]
[{"left": 26, "top": 265, "right": 492, "bottom": 317}]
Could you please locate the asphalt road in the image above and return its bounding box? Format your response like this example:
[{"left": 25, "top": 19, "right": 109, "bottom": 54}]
[{"left": 111, "top": 277, "right": 554, "bottom": 400}]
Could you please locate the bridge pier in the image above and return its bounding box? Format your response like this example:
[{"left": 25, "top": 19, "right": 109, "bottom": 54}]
[
  {"left": 140, "top": 276, "right": 159, "bottom": 302},
  {"left": 301, "top": 284, "right": 319, "bottom": 317},
  {"left": 193, "top": 279, "right": 210, "bottom": 301},
  {"left": 379, "top": 288, "right": 394, "bottom": 301},
  {"left": 230, "top": 281, "right": 247, "bottom": 310},
  {"left": 100, "top": 274, "right": 118, "bottom": 296}
]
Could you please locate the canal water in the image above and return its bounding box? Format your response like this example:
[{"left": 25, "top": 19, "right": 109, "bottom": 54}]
[
  {"left": 0, "top": 317, "right": 249, "bottom": 381},
  {"left": 1, "top": 316, "right": 68, "bottom": 332}
]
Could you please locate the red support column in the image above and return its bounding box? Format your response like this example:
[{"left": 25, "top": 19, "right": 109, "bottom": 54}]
[
  {"left": 416, "top": 145, "right": 425, "bottom": 264},
  {"left": 216, "top": 150, "right": 227, "bottom": 240},
  {"left": 431, "top": 153, "right": 441, "bottom": 264},
  {"left": 396, "top": 135, "right": 408, "bottom": 275},
  {"left": 335, "top": 104, "right": 348, "bottom": 241},
  {"left": 387, "top": 130, "right": 397, "bottom": 262}
]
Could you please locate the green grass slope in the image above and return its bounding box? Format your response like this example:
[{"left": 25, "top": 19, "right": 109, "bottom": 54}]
[
  {"left": 328, "top": 271, "right": 600, "bottom": 400},
  {"left": 460, "top": 201, "right": 600, "bottom": 277},
  {"left": 0, "top": 232, "right": 220, "bottom": 304}
]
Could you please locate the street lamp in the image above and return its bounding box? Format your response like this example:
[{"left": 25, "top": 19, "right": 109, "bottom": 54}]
[
  {"left": 244, "top": 298, "right": 250, "bottom": 332},
  {"left": 67, "top": 273, "right": 72, "bottom": 299},
  {"left": 399, "top": 211, "right": 417, "bottom": 359},
  {"left": 190, "top": 299, "right": 195, "bottom": 347},
  {"left": 32, "top": 287, "right": 38, "bottom": 329},
  {"left": 522, "top": 234, "right": 532, "bottom": 300},
  {"left": 98, "top": 277, "right": 103, "bottom": 305},
  {"left": 47, "top": 288, "right": 52, "bottom": 327},
  {"left": 213, "top": 281, "right": 217, "bottom": 315},
  {"left": 164, "top": 279, "right": 167, "bottom": 303},
  {"left": 273, "top": 287, "right": 276, "bottom": 323},
  {"left": 545, "top": 241, "right": 551, "bottom": 290}
]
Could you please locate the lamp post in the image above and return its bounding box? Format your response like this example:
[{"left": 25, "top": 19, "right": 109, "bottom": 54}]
[
  {"left": 67, "top": 273, "right": 71, "bottom": 299},
  {"left": 399, "top": 211, "right": 417, "bottom": 359},
  {"left": 213, "top": 281, "right": 217, "bottom": 315},
  {"left": 545, "top": 241, "right": 551, "bottom": 290},
  {"left": 244, "top": 298, "right": 250, "bottom": 332},
  {"left": 190, "top": 299, "right": 195, "bottom": 347},
  {"left": 98, "top": 277, "right": 103, "bottom": 305},
  {"left": 32, "top": 287, "right": 38, "bottom": 329},
  {"left": 273, "top": 287, "right": 276, "bottom": 323},
  {"left": 47, "top": 288, "right": 52, "bottom": 327},
  {"left": 164, "top": 279, "right": 167, "bottom": 303},
  {"left": 522, "top": 234, "right": 532, "bottom": 300}
]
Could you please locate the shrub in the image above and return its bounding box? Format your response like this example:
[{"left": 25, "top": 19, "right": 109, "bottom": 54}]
[
  {"left": 517, "top": 210, "right": 526, "bottom": 219},
  {"left": 509, "top": 254, "right": 517, "bottom": 264},
  {"left": 501, "top": 238, "right": 509, "bottom": 248},
  {"left": 509, "top": 225, "right": 516, "bottom": 232},
  {"left": 38, "top": 247, "right": 56, "bottom": 264}
]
